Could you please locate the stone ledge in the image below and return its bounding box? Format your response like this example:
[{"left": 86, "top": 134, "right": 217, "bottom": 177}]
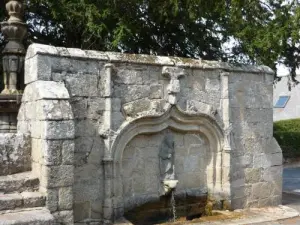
[
  {"left": 0, "top": 207, "right": 55, "bottom": 225},
  {"left": 26, "top": 43, "right": 274, "bottom": 75},
  {"left": 0, "top": 171, "right": 39, "bottom": 193}
]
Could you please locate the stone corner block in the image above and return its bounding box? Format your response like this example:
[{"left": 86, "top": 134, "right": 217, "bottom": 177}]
[
  {"left": 25, "top": 54, "right": 50, "bottom": 84},
  {"left": 26, "top": 43, "right": 58, "bottom": 59},
  {"left": 41, "top": 165, "right": 74, "bottom": 188},
  {"left": 31, "top": 120, "right": 75, "bottom": 140},
  {"left": 22, "top": 81, "right": 70, "bottom": 102},
  {"left": 36, "top": 100, "right": 74, "bottom": 121}
]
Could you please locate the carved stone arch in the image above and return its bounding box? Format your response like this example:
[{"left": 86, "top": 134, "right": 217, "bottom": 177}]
[
  {"left": 112, "top": 106, "right": 224, "bottom": 161},
  {"left": 105, "top": 106, "right": 229, "bottom": 221}
]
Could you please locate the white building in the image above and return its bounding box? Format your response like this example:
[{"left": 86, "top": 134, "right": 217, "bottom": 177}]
[{"left": 273, "top": 75, "right": 300, "bottom": 121}]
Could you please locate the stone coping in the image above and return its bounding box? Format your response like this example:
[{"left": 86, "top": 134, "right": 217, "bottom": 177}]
[{"left": 26, "top": 44, "right": 274, "bottom": 75}]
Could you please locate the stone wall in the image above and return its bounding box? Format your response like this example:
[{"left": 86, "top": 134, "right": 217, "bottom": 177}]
[
  {"left": 20, "top": 43, "right": 282, "bottom": 224},
  {"left": 17, "top": 80, "right": 75, "bottom": 224},
  {"left": 229, "top": 73, "right": 282, "bottom": 208},
  {"left": 0, "top": 133, "right": 31, "bottom": 175}
]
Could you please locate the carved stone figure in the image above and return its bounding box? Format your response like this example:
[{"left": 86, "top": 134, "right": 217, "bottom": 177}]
[{"left": 159, "top": 131, "right": 175, "bottom": 180}]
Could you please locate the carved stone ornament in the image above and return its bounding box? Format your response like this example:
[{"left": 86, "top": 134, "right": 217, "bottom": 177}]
[
  {"left": 1, "top": 0, "right": 27, "bottom": 93},
  {"left": 162, "top": 66, "right": 186, "bottom": 105}
]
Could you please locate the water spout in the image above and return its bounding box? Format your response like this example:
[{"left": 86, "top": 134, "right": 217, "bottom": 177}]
[{"left": 162, "top": 179, "right": 178, "bottom": 195}]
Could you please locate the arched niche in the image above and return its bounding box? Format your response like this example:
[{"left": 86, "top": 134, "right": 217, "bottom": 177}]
[{"left": 108, "top": 106, "right": 228, "bottom": 220}]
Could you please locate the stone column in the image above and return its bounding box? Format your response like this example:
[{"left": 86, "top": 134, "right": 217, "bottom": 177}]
[
  {"left": 0, "top": 0, "right": 27, "bottom": 133},
  {"left": 100, "top": 63, "right": 115, "bottom": 224},
  {"left": 1, "top": 0, "right": 27, "bottom": 93},
  {"left": 220, "top": 71, "right": 231, "bottom": 207}
]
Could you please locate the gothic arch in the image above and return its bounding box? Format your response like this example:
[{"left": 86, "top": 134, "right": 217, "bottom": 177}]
[{"left": 106, "top": 106, "right": 228, "bottom": 220}]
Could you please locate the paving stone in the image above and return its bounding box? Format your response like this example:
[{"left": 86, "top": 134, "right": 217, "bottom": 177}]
[{"left": 0, "top": 207, "right": 55, "bottom": 225}]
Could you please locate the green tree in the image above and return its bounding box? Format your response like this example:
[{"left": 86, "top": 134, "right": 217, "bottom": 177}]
[
  {"left": 227, "top": 0, "right": 300, "bottom": 81},
  {"left": 0, "top": 0, "right": 299, "bottom": 81},
  {"left": 24, "top": 0, "right": 230, "bottom": 60}
]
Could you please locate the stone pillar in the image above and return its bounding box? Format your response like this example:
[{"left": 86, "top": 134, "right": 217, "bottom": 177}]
[
  {"left": 220, "top": 71, "right": 232, "bottom": 207},
  {"left": 0, "top": 0, "right": 27, "bottom": 132},
  {"left": 1, "top": 0, "right": 27, "bottom": 93},
  {"left": 100, "top": 63, "right": 116, "bottom": 224}
]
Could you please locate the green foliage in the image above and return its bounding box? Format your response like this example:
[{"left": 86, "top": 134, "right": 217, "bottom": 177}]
[
  {"left": 23, "top": 0, "right": 230, "bottom": 60},
  {"left": 0, "top": 0, "right": 299, "bottom": 81},
  {"left": 228, "top": 0, "right": 300, "bottom": 81},
  {"left": 274, "top": 119, "right": 300, "bottom": 158}
]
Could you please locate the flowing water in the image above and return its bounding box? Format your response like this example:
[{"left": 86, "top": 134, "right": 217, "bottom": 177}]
[{"left": 170, "top": 190, "right": 177, "bottom": 222}]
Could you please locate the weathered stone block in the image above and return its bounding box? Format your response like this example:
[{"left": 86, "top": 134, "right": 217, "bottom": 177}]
[
  {"left": 74, "top": 201, "right": 90, "bottom": 222},
  {"left": 0, "top": 193, "right": 23, "bottom": 210},
  {"left": 44, "top": 187, "right": 58, "bottom": 212},
  {"left": 59, "top": 186, "right": 73, "bottom": 210},
  {"left": 115, "top": 84, "right": 150, "bottom": 102},
  {"left": 0, "top": 134, "right": 31, "bottom": 175},
  {"left": 245, "top": 168, "right": 261, "bottom": 184},
  {"left": 22, "top": 81, "right": 70, "bottom": 102},
  {"left": 65, "top": 73, "right": 98, "bottom": 97},
  {"left": 251, "top": 182, "right": 274, "bottom": 200},
  {"left": 17, "top": 121, "right": 30, "bottom": 134},
  {"left": 253, "top": 152, "right": 282, "bottom": 168},
  {"left": 262, "top": 166, "right": 282, "bottom": 182},
  {"left": 87, "top": 97, "right": 105, "bottom": 119},
  {"left": 21, "top": 191, "right": 46, "bottom": 208},
  {"left": 53, "top": 210, "right": 74, "bottom": 224},
  {"left": 231, "top": 185, "right": 252, "bottom": 200},
  {"left": 41, "top": 165, "right": 74, "bottom": 188},
  {"left": 75, "top": 119, "right": 97, "bottom": 137},
  {"left": 42, "top": 140, "right": 62, "bottom": 166},
  {"left": 112, "top": 111, "right": 125, "bottom": 130},
  {"left": 36, "top": 100, "right": 73, "bottom": 121},
  {"left": 25, "top": 54, "right": 52, "bottom": 84},
  {"left": 70, "top": 97, "right": 88, "bottom": 119},
  {"left": 32, "top": 120, "right": 75, "bottom": 140},
  {"left": 114, "top": 65, "right": 149, "bottom": 85},
  {"left": 62, "top": 140, "right": 75, "bottom": 165}
]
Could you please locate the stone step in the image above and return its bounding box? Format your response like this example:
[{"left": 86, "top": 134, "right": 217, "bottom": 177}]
[
  {"left": 0, "top": 192, "right": 45, "bottom": 211},
  {"left": 0, "top": 207, "right": 55, "bottom": 225},
  {"left": 0, "top": 172, "right": 39, "bottom": 193}
]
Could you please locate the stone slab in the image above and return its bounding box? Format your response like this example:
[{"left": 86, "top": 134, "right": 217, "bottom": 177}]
[
  {"left": 0, "top": 172, "right": 39, "bottom": 193},
  {"left": 26, "top": 44, "right": 274, "bottom": 74},
  {"left": 0, "top": 192, "right": 45, "bottom": 210},
  {"left": 0, "top": 207, "right": 55, "bottom": 225}
]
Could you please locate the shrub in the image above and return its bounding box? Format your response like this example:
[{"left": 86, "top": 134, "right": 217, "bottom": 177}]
[{"left": 274, "top": 119, "right": 300, "bottom": 159}]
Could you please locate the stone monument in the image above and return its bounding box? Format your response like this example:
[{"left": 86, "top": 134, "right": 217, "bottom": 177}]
[{"left": 0, "top": 0, "right": 26, "bottom": 132}]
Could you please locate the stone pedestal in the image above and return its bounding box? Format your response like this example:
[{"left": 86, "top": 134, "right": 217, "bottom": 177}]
[{"left": 0, "top": 94, "right": 22, "bottom": 133}]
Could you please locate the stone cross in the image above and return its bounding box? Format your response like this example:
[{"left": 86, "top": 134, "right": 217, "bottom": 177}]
[{"left": 162, "top": 66, "right": 186, "bottom": 105}]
